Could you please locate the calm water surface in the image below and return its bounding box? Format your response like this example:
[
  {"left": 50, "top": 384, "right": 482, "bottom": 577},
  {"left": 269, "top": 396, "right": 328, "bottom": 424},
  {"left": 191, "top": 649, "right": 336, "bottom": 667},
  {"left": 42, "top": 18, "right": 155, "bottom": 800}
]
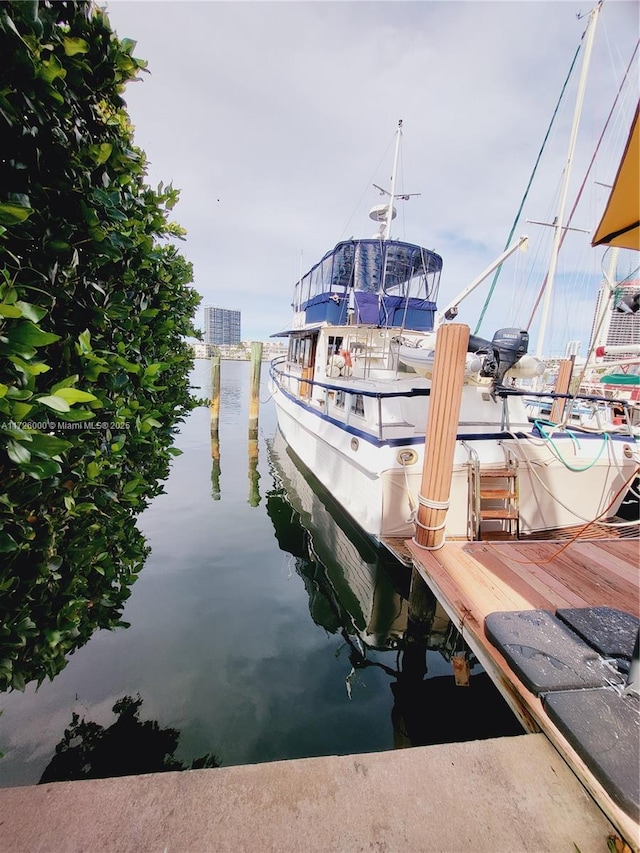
[{"left": 0, "top": 360, "right": 521, "bottom": 787}]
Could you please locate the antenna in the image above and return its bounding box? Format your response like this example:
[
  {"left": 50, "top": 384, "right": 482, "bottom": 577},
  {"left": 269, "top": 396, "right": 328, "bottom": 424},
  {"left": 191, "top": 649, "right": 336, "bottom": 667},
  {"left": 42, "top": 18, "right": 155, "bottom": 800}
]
[{"left": 368, "top": 120, "right": 420, "bottom": 240}]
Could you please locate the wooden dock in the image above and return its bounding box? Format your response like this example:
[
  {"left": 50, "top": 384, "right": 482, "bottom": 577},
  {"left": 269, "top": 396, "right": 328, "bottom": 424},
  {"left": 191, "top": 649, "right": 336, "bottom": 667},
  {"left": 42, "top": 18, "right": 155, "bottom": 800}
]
[{"left": 407, "top": 535, "right": 640, "bottom": 852}]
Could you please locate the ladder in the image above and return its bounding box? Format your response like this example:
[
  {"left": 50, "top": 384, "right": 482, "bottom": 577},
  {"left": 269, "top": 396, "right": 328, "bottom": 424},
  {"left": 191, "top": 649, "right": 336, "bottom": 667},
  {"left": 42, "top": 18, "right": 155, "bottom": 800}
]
[{"left": 466, "top": 445, "right": 520, "bottom": 541}]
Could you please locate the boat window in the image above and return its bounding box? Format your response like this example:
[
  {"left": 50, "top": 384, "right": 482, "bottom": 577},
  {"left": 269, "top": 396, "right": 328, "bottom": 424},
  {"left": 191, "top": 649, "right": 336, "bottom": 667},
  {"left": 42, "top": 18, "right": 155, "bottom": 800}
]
[
  {"left": 289, "top": 336, "right": 315, "bottom": 368},
  {"left": 328, "top": 335, "right": 344, "bottom": 355},
  {"left": 309, "top": 265, "right": 320, "bottom": 299},
  {"left": 350, "top": 394, "right": 365, "bottom": 417},
  {"left": 301, "top": 337, "right": 312, "bottom": 368},
  {"left": 335, "top": 390, "right": 345, "bottom": 408}
]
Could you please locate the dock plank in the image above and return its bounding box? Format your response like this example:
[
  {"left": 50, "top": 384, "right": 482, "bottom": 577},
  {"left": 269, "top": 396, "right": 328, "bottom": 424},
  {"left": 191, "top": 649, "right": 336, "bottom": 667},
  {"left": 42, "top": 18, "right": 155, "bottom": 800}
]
[
  {"left": 481, "top": 542, "right": 591, "bottom": 609},
  {"left": 407, "top": 536, "right": 640, "bottom": 852},
  {"left": 573, "top": 540, "right": 640, "bottom": 586}
]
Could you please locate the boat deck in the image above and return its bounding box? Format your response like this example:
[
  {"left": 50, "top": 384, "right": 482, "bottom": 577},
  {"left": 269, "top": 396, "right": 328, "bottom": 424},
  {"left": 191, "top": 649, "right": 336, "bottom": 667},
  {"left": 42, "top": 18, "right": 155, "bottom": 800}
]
[
  {"left": 405, "top": 534, "right": 640, "bottom": 850},
  {"left": 382, "top": 516, "right": 639, "bottom": 566}
]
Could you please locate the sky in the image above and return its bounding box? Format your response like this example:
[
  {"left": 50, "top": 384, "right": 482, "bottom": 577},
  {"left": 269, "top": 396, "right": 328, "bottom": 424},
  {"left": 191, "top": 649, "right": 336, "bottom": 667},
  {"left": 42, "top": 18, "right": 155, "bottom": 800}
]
[{"left": 102, "top": 0, "right": 639, "bottom": 355}]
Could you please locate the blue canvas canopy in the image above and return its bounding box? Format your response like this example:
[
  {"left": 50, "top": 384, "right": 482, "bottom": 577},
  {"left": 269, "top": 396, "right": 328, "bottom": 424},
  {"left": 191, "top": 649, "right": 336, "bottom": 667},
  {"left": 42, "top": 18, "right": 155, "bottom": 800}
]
[
  {"left": 287, "top": 239, "right": 442, "bottom": 332},
  {"left": 293, "top": 239, "right": 442, "bottom": 309}
]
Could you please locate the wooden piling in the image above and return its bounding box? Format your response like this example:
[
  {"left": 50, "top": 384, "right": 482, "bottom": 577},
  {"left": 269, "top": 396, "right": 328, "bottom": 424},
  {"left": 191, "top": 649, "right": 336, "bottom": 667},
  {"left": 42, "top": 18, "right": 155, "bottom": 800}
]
[
  {"left": 210, "top": 353, "right": 221, "bottom": 439},
  {"left": 409, "top": 324, "right": 469, "bottom": 618},
  {"left": 413, "top": 323, "right": 470, "bottom": 552},
  {"left": 210, "top": 436, "right": 221, "bottom": 501},
  {"left": 248, "top": 437, "right": 260, "bottom": 507},
  {"left": 549, "top": 355, "right": 575, "bottom": 424},
  {"left": 408, "top": 570, "right": 438, "bottom": 626},
  {"left": 248, "top": 341, "right": 263, "bottom": 439}
]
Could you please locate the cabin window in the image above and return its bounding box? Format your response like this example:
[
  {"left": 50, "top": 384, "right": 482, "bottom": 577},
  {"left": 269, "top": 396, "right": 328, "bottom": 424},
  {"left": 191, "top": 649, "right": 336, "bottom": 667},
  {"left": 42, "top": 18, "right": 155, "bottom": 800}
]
[
  {"left": 328, "top": 335, "right": 344, "bottom": 355},
  {"left": 289, "top": 336, "right": 315, "bottom": 368},
  {"left": 302, "top": 337, "right": 313, "bottom": 368},
  {"left": 335, "top": 390, "right": 345, "bottom": 409},
  {"left": 350, "top": 394, "right": 365, "bottom": 417}
]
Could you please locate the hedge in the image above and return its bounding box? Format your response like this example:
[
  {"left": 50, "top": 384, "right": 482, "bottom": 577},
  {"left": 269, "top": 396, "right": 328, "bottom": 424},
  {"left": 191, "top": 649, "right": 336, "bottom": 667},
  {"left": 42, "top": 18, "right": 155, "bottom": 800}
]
[{"left": 0, "top": 0, "right": 202, "bottom": 690}]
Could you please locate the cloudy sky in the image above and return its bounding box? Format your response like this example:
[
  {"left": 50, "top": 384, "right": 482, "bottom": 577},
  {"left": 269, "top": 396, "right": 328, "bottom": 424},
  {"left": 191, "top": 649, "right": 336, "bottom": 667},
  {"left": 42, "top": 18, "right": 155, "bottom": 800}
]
[{"left": 103, "top": 0, "right": 639, "bottom": 354}]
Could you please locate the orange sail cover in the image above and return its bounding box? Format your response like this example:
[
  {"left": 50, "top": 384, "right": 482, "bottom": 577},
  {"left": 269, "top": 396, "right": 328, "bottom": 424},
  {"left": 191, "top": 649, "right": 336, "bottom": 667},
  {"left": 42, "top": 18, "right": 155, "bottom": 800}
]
[{"left": 592, "top": 103, "right": 640, "bottom": 251}]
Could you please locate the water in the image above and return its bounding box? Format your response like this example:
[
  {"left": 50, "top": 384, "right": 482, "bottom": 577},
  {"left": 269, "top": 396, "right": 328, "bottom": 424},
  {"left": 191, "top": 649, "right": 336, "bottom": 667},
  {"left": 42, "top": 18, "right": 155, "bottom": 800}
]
[{"left": 0, "top": 360, "right": 522, "bottom": 787}]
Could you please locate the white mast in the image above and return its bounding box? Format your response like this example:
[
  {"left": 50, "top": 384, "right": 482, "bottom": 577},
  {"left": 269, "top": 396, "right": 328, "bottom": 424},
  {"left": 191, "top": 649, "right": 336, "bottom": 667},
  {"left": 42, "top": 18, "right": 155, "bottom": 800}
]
[
  {"left": 535, "top": 0, "right": 602, "bottom": 357},
  {"left": 384, "top": 120, "right": 403, "bottom": 240},
  {"left": 591, "top": 246, "right": 620, "bottom": 354},
  {"left": 370, "top": 120, "right": 420, "bottom": 239}
]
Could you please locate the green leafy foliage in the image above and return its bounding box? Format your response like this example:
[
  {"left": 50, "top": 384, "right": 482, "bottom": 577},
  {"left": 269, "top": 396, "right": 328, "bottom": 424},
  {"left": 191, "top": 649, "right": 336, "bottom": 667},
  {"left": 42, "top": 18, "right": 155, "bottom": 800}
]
[{"left": 0, "top": 0, "right": 202, "bottom": 692}]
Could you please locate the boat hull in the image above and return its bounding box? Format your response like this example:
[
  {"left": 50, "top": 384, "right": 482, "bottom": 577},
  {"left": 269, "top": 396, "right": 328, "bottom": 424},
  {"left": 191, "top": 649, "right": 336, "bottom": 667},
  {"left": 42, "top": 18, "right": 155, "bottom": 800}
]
[{"left": 270, "top": 368, "right": 638, "bottom": 542}]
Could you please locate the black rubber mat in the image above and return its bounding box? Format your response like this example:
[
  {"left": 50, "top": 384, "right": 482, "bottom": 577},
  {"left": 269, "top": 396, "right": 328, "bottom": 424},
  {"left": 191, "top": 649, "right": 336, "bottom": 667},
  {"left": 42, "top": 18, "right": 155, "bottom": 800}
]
[
  {"left": 543, "top": 687, "right": 640, "bottom": 821},
  {"left": 556, "top": 606, "right": 639, "bottom": 660},
  {"left": 484, "top": 609, "right": 623, "bottom": 695}
]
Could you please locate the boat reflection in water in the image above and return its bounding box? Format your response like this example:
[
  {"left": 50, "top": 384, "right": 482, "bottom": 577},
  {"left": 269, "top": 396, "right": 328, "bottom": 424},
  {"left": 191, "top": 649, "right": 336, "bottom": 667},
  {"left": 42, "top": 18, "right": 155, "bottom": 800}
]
[{"left": 267, "top": 429, "right": 523, "bottom": 748}]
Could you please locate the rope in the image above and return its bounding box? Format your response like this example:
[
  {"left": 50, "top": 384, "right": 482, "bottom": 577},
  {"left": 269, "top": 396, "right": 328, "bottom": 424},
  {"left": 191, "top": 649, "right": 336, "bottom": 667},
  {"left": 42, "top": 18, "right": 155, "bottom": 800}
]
[
  {"left": 486, "top": 463, "right": 640, "bottom": 565},
  {"left": 410, "top": 494, "right": 450, "bottom": 548},
  {"left": 403, "top": 462, "right": 418, "bottom": 523},
  {"left": 525, "top": 39, "right": 640, "bottom": 330},
  {"left": 418, "top": 494, "right": 450, "bottom": 510},
  {"left": 474, "top": 35, "right": 584, "bottom": 334},
  {"left": 411, "top": 535, "right": 446, "bottom": 552},
  {"left": 504, "top": 427, "right": 639, "bottom": 524},
  {"left": 414, "top": 517, "right": 447, "bottom": 532}
]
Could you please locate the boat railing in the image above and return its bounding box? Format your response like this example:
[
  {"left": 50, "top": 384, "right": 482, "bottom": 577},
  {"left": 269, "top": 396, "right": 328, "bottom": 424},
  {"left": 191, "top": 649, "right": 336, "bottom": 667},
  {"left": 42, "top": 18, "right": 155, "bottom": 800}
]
[
  {"left": 462, "top": 442, "right": 482, "bottom": 540},
  {"left": 499, "top": 386, "right": 638, "bottom": 437},
  {"left": 269, "top": 357, "right": 430, "bottom": 440},
  {"left": 270, "top": 357, "right": 429, "bottom": 399},
  {"left": 270, "top": 358, "right": 638, "bottom": 440}
]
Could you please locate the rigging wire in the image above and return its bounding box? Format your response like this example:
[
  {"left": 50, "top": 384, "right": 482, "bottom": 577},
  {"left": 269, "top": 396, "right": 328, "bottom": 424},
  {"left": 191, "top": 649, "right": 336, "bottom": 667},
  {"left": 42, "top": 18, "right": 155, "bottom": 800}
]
[
  {"left": 525, "top": 38, "right": 640, "bottom": 331},
  {"left": 473, "top": 33, "right": 585, "bottom": 335},
  {"left": 339, "top": 132, "right": 395, "bottom": 242}
]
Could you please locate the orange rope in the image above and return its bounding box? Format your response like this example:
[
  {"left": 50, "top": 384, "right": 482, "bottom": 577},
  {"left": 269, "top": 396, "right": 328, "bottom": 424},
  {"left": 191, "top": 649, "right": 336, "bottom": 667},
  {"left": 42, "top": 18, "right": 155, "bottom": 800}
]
[{"left": 487, "top": 464, "right": 640, "bottom": 565}]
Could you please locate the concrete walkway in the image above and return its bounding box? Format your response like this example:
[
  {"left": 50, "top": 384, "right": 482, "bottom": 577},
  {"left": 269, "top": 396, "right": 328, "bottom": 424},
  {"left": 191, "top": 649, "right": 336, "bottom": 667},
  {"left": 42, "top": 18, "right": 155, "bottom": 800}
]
[{"left": 0, "top": 733, "right": 628, "bottom": 853}]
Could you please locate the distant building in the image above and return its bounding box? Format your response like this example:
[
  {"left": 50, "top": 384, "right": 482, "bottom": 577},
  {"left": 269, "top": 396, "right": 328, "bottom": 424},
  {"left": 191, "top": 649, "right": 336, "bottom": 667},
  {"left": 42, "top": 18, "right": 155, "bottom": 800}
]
[
  {"left": 189, "top": 340, "right": 288, "bottom": 361},
  {"left": 191, "top": 342, "right": 213, "bottom": 358},
  {"left": 204, "top": 306, "right": 241, "bottom": 346},
  {"left": 588, "top": 278, "right": 640, "bottom": 358}
]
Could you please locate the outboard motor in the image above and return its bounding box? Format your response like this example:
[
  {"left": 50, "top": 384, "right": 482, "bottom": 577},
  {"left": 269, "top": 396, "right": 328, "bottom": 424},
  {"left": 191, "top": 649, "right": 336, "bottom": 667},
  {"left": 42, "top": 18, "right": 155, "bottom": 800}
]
[{"left": 468, "top": 328, "right": 529, "bottom": 386}]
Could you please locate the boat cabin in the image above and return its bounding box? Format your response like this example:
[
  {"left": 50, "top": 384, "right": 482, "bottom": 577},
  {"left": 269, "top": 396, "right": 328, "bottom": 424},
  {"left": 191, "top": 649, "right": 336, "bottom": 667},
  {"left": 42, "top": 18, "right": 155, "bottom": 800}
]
[{"left": 291, "top": 238, "right": 442, "bottom": 332}]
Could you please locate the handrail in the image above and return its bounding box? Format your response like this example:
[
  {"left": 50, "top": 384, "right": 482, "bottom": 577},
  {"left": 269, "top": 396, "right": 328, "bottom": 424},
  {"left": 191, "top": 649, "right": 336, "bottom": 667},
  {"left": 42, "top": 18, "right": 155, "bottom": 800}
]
[
  {"left": 496, "top": 385, "right": 638, "bottom": 409},
  {"left": 270, "top": 358, "right": 637, "bottom": 442},
  {"left": 462, "top": 441, "right": 481, "bottom": 540},
  {"left": 269, "top": 359, "right": 431, "bottom": 400},
  {"left": 272, "top": 358, "right": 634, "bottom": 410}
]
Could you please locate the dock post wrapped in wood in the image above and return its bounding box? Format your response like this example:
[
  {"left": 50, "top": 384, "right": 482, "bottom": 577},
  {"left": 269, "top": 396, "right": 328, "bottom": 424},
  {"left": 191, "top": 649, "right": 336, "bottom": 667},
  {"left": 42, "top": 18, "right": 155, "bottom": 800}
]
[{"left": 413, "top": 323, "right": 470, "bottom": 551}]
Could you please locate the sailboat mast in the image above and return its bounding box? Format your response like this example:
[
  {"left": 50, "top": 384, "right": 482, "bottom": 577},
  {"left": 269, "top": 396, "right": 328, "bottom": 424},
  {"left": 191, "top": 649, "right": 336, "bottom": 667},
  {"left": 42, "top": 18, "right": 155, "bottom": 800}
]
[
  {"left": 535, "top": 0, "right": 602, "bottom": 358},
  {"left": 592, "top": 246, "right": 620, "bottom": 354},
  {"left": 384, "top": 120, "right": 403, "bottom": 240}
]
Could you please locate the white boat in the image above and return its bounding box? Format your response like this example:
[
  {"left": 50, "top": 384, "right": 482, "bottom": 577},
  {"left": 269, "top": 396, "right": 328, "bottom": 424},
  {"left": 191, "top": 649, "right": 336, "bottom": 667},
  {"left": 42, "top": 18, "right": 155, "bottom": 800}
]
[
  {"left": 266, "top": 429, "right": 457, "bottom": 656},
  {"left": 268, "top": 24, "right": 639, "bottom": 548},
  {"left": 267, "top": 430, "right": 527, "bottom": 744}
]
